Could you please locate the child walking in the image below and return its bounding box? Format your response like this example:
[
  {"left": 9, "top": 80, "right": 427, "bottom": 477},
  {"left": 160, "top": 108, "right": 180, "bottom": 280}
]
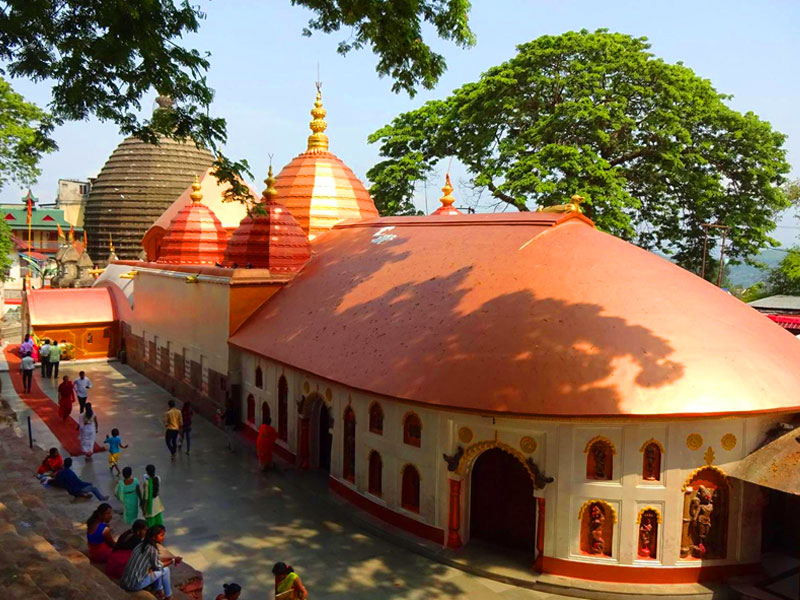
[{"left": 104, "top": 428, "right": 129, "bottom": 476}]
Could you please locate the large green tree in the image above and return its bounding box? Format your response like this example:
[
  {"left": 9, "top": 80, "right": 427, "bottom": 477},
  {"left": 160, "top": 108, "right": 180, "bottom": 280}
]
[
  {"left": 0, "top": 0, "right": 474, "bottom": 199},
  {"left": 367, "top": 29, "right": 791, "bottom": 271}
]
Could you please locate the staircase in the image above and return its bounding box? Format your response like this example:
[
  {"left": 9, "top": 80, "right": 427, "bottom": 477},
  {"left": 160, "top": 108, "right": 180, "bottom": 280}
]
[{"left": 0, "top": 421, "right": 201, "bottom": 599}]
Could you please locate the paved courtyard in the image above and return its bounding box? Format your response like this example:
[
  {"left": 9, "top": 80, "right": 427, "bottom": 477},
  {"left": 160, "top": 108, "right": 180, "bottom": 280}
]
[{"left": 2, "top": 360, "right": 571, "bottom": 600}]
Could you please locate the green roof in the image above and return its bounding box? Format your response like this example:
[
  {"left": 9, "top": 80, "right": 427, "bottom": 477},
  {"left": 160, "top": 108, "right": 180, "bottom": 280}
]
[{"left": 3, "top": 208, "right": 80, "bottom": 231}]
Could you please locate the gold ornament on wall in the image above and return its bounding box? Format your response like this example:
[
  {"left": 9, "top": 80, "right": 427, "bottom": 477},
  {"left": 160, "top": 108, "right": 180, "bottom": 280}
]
[
  {"left": 686, "top": 433, "right": 703, "bottom": 451},
  {"left": 520, "top": 436, "right": 538, "bottom": 454},
  {"left": 458, "top": 427, "right": 474, "bottom": 444},
  {"left": 704, "top": 446, "right": 715, "bottom": 465},
  {"left": 302, "top": 380, "right": 311, "bottom": 394},
  {"left": 721, "top": 433, "right": 737, "bottom": 451}
]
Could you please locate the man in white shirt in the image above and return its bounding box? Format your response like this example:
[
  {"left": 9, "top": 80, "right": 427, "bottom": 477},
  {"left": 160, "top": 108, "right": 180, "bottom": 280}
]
[
  {"left": 73, "top": 371, "right": 92, "bottom": 414},
  {"left": 39, "top": 339, "right": 51, "bottom": 377},
  {"left": 20, "top": 352, "right": 35, "bottom": 393}
]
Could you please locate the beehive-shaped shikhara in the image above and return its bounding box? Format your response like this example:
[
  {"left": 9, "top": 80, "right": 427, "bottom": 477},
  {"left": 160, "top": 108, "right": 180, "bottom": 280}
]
[
  {"left": 156, "top": 176, "right": 229, "bottom": 265},
  {"left": 273, "top": 86, "right": 379, "bottom": 241},
  {"left": 223, "top": 166, "right": 311, "bottom": 271},
  {"left": 83, "top": 97, "right": 214, "bottom": 261}
]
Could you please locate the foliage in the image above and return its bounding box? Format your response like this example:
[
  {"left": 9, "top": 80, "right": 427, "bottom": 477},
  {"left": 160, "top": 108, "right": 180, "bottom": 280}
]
[
  {"left": 0, "top": 218, "right": 13, "bottom": 280},
  {"left": 0, "top": 77, "right": 55, "bottom": 191},
  {"left": 0, "top": 0, "right": 474, "bottom": 201},
  {"left": 368, "top": 29, "right": 791, "bottom": 271},
  {"left": 766, "top": 248, "right": 800, "bottom": 296},
  {"left": 786, "top": 179, "right": 800, "bottom": 204},
  {"left": 293, "top": 0, "right": 474, "bottom": 95}
]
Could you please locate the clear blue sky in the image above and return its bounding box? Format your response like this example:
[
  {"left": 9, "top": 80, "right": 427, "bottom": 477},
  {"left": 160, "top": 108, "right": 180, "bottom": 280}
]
[{"left": 4, "top": 0, "right": 800, "bottom": 243}]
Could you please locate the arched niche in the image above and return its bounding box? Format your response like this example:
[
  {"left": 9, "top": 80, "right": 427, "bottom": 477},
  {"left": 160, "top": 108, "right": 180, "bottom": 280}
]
[
  {"left": 680, "top": 466, "right": 729, "bottom": 560},
  {"left": 578, "top": 500, "right": 616, "bottom": 557},
  {"left": 584, "top": 436, "right": 616, "bottom": 480},
  {"left": 637, "top": 507, "right": 661, "bottom": 559},
  {"left": 640, "top": 439, "right": 664, "bottom": 481}
]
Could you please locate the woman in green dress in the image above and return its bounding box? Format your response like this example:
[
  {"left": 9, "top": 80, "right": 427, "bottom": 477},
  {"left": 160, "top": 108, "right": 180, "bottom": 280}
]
[
  {"left": 273, "top": 562, "right": 308, "bottom": 599},
  {"left": 140, "top": 464, "right": 164, "bottom": 527},
  {"left": 115, "top": 466, "right": 141, "bottom": 525}
]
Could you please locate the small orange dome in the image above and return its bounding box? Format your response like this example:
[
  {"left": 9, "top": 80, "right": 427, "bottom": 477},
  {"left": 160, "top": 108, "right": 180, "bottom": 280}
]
[
  {"left": 431, "top": 174, "right": 462, "bottom": 216},
  {"left": 274, "top": 85, "right": 379, "bottom": 241},
  {"left": 157, "top": 176, "right": 229, "bottom": 265},
  {"left": 223, "top": 166, "right": 311, "bottom": 271}
]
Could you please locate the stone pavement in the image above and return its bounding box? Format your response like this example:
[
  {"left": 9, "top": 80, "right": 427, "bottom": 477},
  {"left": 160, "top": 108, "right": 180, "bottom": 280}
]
[{"left": 2, "top": 360, "right": 573, "bottom": 600}]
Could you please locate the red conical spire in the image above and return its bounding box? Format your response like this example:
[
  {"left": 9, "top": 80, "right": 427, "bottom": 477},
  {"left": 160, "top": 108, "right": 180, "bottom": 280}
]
[
  {"left": 223, "top": 165, "right": 311, "bottom": 271},
  {"left": 157, "top": 175, "right": 229, "bottom": 265}
]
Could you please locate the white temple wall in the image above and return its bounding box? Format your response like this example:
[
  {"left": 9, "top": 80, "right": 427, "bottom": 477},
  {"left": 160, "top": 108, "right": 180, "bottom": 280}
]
[{"left": 241, "top": 352, "right": 784, "bottom": 572}]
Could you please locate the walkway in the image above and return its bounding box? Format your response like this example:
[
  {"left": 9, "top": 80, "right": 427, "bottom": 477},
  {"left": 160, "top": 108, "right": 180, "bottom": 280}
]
[{"left": 2, "top": 360, "right": 571, "bottom": 600}]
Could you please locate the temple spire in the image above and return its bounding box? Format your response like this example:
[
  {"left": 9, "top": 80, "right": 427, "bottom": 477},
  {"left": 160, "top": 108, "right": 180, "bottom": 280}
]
[
  {"left": 307, "top": 82, "right": 329, "bottom": 153},
  {"left": 440, "top": 174, "right": 456, "bottom": 209},
  {"left": 262, "top": 164, "right": 278, "bottom": 201},
  {"left": 190, "top": 175, "right": 203, "bottom": 203}
]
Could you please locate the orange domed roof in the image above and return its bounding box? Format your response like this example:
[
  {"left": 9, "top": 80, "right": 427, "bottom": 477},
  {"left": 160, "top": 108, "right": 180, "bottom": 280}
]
[
  {"left": 142, "top": 168, "right": 254, "bottom": 262},
  {"left": 157, "top": 177, "right": 228, "bottom": 265},
  {"left": 431, "top": 174, "right": 462, "bottom": 216},
  {"left": 223, "top": 167, "right": 311, "bottom": 271},
  {"left": 273, "top": 87, "right": 379, "bottom": 241},
  {"left": 230, "top": 210, "right": 800, "bottom": 418}
]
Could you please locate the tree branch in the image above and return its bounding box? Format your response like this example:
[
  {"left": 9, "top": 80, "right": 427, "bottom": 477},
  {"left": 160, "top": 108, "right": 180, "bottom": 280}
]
[{"left": 487, "top": 180, "right": 528, "bottom": 211}]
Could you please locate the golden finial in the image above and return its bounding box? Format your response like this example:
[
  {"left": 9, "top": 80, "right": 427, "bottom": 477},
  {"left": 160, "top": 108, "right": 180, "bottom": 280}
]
[
  {"left": 262, "top": 164, "right": 278, "bottom": 201},
  {"left": 541, "top": 194, "right": 585, "bottom": 214},
  {"left": 190, "top": 174, "right": 203, "bottom": 203},
  {"left": 440, "top": 173, "right": 456, "bottom": 208},
  {"left": 307, "top": 81, "right": 329, "bottom": 152},
  {"left": 108, "top": 233, "right": 114, "bottom": 253}
]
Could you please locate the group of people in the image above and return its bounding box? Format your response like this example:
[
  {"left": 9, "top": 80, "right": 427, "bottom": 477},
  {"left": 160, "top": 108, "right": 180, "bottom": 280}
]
[
  {"left": 20, "top": 334, "right": 64, "bottom": 374},
  {"left": 85, "top": 504, "right": 182, "bottom": 599},
  {"left": 36, "top": 448, "right": 108, "bottom": 501}
]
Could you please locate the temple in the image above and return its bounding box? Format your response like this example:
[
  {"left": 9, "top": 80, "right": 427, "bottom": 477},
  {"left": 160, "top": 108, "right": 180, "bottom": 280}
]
[{"left": 23, "top": 86, "right": 800, "bottom": 589}]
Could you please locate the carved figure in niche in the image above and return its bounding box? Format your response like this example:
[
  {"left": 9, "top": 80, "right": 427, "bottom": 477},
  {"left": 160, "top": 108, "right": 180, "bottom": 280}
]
[
  {"left": 687, "top": 485, "right": 713, "bottom": 557},
  {"left": 638, "top": 510, "right": 658, "bottom": 558},
  {"left": 588, "top": 503, "right": 605, "bottom": 554},
  {"left": 643, "top": 443, "right": 661, "bottom": 481}
]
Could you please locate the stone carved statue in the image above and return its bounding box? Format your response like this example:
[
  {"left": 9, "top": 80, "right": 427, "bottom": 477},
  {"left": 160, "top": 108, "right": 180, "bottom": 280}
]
[
  {"left": 643, "top": 444, "right": 660, "bottom": 480},
  {"left": 686, "top": 485, "right": 713, "bottom": 558},
  {"left": 51, "top": 244, "right": 80, "bottom": 288},
  {"left": 73, "top": 251, "right": 95, "bottom": 287},
  {"left": 525, "top": 457, "right": 555, "bottom": 489},
  {"left": 442, "top": 446, "right": 464, "bottom": 472},
  {"left": 588, "top": 502, "right": 605, "bottom": 555},
  {"left": 638, "top": 512, "right": 655, "bottom": 558},
  {"left": 592, "top": 443, "right": 607, "bottom": 479}
]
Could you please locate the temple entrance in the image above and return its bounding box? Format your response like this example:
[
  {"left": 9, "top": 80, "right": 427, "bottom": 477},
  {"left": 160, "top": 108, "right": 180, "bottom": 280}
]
[
  {"left": 317, "top": 403, "right": 332, "bottom": 472},
  {"left": 469, "top": 447, "right": 535, "bottom": 554}
]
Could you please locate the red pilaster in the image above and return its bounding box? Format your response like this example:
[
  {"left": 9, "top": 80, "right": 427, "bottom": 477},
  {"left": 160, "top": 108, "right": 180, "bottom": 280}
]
[
  {"left": 534, "top": 497, "right": 546, "bottom": 571},
  {"left": 447, "top": 478, "right": 463, "bottom": 548},
  {"left": 299, "top": 417, "right": 310, "bottom": 469}
]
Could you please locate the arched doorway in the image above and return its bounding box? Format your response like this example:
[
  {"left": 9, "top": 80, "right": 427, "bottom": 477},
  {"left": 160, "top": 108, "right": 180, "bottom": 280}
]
[
  {"left": 318, "top": 402, "right": 332, "bottom": 471},
  {"left": 469, "top": 447, "right": 535, "bottom": 554}
]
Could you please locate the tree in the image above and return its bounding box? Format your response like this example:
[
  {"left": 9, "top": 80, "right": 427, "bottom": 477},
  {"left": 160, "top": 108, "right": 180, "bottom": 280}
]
[
  {"left": 0, "top": 218, "right": 12, "bottom": 279},
  {"left": 0, "top": 76, "right": 55, "bottom": 191},
  {"left": 0, "top": 0, "right": 474, "bottom": 201},
  {"left": 766, "top": 248, "right": 800, "bottom": 296},
  {"left": 367, "top": 30, "right": 791, "bottom": 272}
]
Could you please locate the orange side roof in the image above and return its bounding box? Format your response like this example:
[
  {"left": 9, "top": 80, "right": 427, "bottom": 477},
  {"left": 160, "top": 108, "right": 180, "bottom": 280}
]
[
  {"left": 27, "top": 288, "right": 115, "bottom": 326},
  {"left": 230, "top": 211, "right": 800, "bottom": 418}
]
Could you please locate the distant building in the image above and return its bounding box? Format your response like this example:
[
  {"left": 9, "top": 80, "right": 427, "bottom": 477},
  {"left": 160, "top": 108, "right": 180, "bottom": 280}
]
[
  {"left": 2, "top": 190, "right": 81, "bottom": 292},
  {"left": 56, "top": 178, "right": 91, "bottom": 227},
  {"left": 748, "top": 295, "right": 800, "bottom": 333}
]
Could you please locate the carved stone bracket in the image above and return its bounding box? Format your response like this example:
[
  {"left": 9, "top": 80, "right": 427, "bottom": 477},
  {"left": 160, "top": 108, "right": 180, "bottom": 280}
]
[
  {"left": 526, "top": 457, "right": 555, "bottom": 490},
  {"left": 443, "top": 446, "right": 464, "bottom": 472}
]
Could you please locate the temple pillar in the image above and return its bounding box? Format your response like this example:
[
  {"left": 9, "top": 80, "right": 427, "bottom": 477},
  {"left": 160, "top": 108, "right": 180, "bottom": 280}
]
[
  {"left": 447, "top": 478, "right": 463, "bottom": 548},
  {"left": 299, "top": 416, "right": 310, "bottom": 469},
  {"left": 534, "top": 497, "right": 545, "bottom": 571}
]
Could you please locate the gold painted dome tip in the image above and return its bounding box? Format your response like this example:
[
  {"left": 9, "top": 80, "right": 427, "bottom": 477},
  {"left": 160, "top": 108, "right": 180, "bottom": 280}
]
[
  {"left": 190, "top": 174, "right": 203, "bottom": 203},
  {"left": 307, "top": 83, "right": 329, "bottom": 152},
  {"left": 262, "top": 164, "right": 278, "bottom": 200},
  {"left": 440, "top": 173, "right": 455, "bottom": 207}
]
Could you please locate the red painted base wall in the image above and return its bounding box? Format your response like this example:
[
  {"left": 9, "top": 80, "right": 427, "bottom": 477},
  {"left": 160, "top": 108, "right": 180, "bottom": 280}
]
[
  {"left": 542, "top": 556, "right": 760, "bottom": 584},
  {"left": 329, "top": 476, "right": 445, "bottom": 545}
]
